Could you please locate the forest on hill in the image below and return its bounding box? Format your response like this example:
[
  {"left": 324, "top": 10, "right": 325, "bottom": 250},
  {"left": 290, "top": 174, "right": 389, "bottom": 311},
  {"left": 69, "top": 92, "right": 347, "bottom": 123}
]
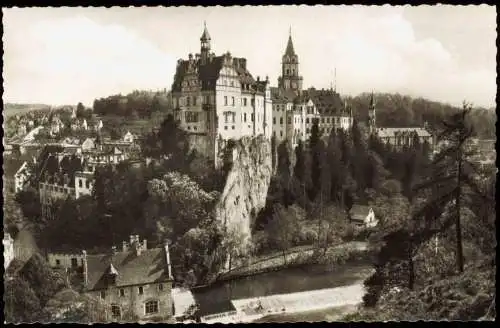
[{"left": 345, "top": 92, "right": 495, "bottom": 139}]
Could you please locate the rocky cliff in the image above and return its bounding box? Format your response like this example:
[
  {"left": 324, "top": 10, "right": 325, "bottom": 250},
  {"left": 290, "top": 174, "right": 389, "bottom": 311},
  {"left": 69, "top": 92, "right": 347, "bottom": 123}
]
[{"left": 214, "top": 136, "right": 272, "bottom": 250}]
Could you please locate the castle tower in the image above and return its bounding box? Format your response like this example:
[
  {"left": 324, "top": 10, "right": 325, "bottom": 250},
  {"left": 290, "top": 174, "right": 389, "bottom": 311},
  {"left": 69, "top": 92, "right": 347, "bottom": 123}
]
[
  {"left": 200, "top": 21, "right": 211, "bottom": 65},
  {"left": 368, "top": 91, "right": 376, "bottom": 134},
  {"left": 278, "top": 27, "right": 303, "bottom": 93}
]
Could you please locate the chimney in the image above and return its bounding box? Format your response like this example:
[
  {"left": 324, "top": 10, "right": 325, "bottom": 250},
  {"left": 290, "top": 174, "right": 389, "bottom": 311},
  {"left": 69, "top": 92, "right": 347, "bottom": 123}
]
[
  {"left": 111, "top": 246, "right": 117, "bottom": 255},
  {"left": 129, "top": 235, "right": 135, "bottom": 246},
  {"left": 122, "top": 241, "right": 128, "bottom": 252},
  {"left": 164, "top": 240, "right": 173, "bottom": 280},
  {"left": 82, "top": 250, "right": 88, "bottom": 287},
  {"left": 134, "top": 236, "right": 142, "bottom": 256},
  {"left": 143, "top": 239, "right": 147, "bottom": 250}
]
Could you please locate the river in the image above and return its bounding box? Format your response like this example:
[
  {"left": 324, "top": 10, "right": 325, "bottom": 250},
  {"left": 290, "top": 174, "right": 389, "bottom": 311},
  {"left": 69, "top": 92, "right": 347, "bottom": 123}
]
[{"left": 191, "top": 260, "right": 373, "bottom": 316}]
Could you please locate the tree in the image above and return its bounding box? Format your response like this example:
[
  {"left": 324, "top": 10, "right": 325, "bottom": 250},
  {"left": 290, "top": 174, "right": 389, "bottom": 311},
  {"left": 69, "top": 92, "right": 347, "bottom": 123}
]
[
  {"left": 19, "top": 253, "right": 65, "bottom": 307},
  {"left": 15, "top": 187, "right": 42, "bottom": 225},
  {"left": 4, "top": 277, "right": 43, "bottom": 323},
  {"left": 271, "top": 134, "right": 277, "bottom": 173},
  {"left": 327, "top": 128, "right": 344, "bottom": 204},
  {"left": 276, "top": 140, "right": 293, "bottom": 205},
  {"left": 293, "top": 140, "right": 308, "bottom": 209},
  {"left": 265, "top": 204, "right": 296, "bottom": 264},
  {"left": 413, "top": 103, "right": 488, "bottom": 273},
  {"left": 309, "top": 118, "right": 324, "bottom": 201},
  {"left": 76, "top": 102, "right": 86, "bottom": 118}
]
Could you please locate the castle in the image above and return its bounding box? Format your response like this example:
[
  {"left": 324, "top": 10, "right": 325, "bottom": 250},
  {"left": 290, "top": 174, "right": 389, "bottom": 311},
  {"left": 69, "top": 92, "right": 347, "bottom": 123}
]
[
  {"left": 170, "top": 24, "right": 354, "bottom": 161},
  {"left": 171, "top": 23, "right": 272, "bottom": 162}
]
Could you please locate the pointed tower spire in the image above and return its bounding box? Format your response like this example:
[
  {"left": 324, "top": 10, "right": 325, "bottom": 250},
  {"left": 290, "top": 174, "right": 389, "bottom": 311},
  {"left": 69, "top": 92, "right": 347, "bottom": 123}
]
[
  {"left": 201, "top": 21, "right": 211, "bottom": 41},
  {"left": 285, "top": 27, "right": 296, "bottom": 56},
  {"left": 369, "top": 90, "right": 375, "bottom": 108}
]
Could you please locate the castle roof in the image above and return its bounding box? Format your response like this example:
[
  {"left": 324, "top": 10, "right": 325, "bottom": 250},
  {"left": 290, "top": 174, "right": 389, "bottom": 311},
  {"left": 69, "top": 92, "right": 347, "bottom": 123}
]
[
  {"left": 284, "top": 34, "right": 296, "bottom": 57},
  {"left": 85, "top": 247, "right": 171, "bottom": 291},
  {"left": 172, "top": 54, "right": 262, "bottom": 94},
  {"left": 200, "top": 22, "right": 211, "bottom": 41}
]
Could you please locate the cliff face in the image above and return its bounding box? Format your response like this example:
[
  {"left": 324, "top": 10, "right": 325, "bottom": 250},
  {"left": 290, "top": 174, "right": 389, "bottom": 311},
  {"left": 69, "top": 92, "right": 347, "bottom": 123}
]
[{"left": 214, "top": 136, "right": 272, "bottom": 250}]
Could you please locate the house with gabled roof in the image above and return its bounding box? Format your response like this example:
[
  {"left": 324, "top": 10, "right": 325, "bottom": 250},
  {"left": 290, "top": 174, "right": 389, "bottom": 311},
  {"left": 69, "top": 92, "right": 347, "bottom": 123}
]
[{"left": 80, "top": 236, "right": 174, "bottom": 322}]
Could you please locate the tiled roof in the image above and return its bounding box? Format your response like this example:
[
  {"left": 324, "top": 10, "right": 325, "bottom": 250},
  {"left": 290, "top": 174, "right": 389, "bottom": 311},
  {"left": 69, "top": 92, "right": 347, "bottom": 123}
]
[
  {"left": 86, "top": 247, "right": 170, "bottom": 291},
  {"left": 270, "top": 87, "right": 297, "bottom": 103},
  {"left": 304, "top": 89, "right": 346, "bottom": 115},
  {"left": 349, "top": 205, "right": 372, "bottom": 222},
  {"left": 376, "top": 127, "right": 431, "bottom": 138},
  {"left": 172, "top": 55, "right": 260, "bottom": 94},
  {"left": 284, "top": 35, "right": 296, "bottom": 57}
]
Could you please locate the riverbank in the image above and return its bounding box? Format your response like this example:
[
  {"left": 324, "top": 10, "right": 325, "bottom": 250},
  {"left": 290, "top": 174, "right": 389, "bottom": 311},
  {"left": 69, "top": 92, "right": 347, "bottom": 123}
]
[
  {"left": 202, "top": 283, "right": 368, "bottom": 323},
  {"left": 217, "top": 241, "right": 371, "bottom": 282}
]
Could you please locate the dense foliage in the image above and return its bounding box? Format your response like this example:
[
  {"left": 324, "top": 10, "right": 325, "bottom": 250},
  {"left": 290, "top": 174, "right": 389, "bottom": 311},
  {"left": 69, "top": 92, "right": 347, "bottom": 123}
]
[{"left": 93, "top": 90, "right": 171, "bottom": 118}]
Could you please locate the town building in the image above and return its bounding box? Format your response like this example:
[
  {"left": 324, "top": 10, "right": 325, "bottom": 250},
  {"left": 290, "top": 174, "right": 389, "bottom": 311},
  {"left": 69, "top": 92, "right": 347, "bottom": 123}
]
[
  {"left": 14, "top": 161, "right": 33, "bottom": 193},
  {"left": 82, "top": 236, "right": 174, "bottom": 322},
  {"left": 368, "top": 93, "right": 433, "bottom": 149},
  {"left": 349, "top": 205, "right": 378, "bottom": 228},
  {"left": 4, "top": 233, "right": 15, "bottom": 270},
  {"left": 271, "top": 31, "right": 354, "bottom": 149},
  {"left": 170, "top": 23, "right": 272, "bottom": 161}
]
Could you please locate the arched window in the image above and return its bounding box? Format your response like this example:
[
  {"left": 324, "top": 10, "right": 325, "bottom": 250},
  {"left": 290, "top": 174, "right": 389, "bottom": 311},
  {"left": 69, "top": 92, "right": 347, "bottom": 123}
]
[{"left": 286, "top": 69, "right": 290, "bottom": 75}]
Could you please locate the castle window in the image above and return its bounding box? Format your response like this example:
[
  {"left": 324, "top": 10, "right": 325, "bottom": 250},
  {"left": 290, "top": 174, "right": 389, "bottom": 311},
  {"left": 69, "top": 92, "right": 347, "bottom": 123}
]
[
  {"left": 251, "top": 99, "right": 255, "bottom": 107},
  {"left": 224, "top": 126, "right": 228, "bottom": 130},
  {"left": 186, "top": 97, "right": 191, "bottom": 106},
  {"left": 158, "top": 284, "right": 164, "bottom": 291},
  {"left": 138, "top": 286, "right": 144, "bottom": 295},
  {"left": 321, "top": 118, "right": 325, "bottom": 123},
  {"left": 251, "top": 113, "right": 254, "bottom": 122},
  {"left": 71, "top": 258, "right": 78, "bottom": 268},
  {"left": 286, "top": 69, "right": 290, "bottom": 75},
  {"left": 280, "top": 117, "right": 283, "bottom": 125},
  {"left": 86, "top": 181, "right": 90, "bottom": 189},
  {"left": 306, "top": 128, "right": 310, "bottom": 133},
  {"left": 232, "top": 97, "right": 235, "bottom": 106},
  {"left": 232, "top": 126, "right": 235, "bottom": 130},
  {"left": 244, "top": 113, "right": 247, "bottom": 122},
  {"left": 280, "top": 131, "right": 283, "bottom": 137},
  {"left": 273, "top": 117, "right": 276, "bottom": 124},
  {"left": 288, "top": 117, "right": 291, "bottom": 124},
  {"left": 224, "top": 96, "right": 228, "bottom": 106},
  {"left": 230, "top": 81, "right": 234, "bottom": 87},
  {"left": 243, "top": 98, "right": 247, "bottom": 106},
  {"left": 111, "top": 304, "right": 121, "bottom": 319},
  {"left": 100, "top": 291, "right": 106, "bottom": 299},
  {"left": 120, "top": 289, "right": 125, "bottom": 297},
  {"left": 193, "top": 96, "right": 197, "bottom": 106},
  {"left": 306, "top": 118, "right": 309, "bottom": 124},
  {"left": 56, "top": 259, "right": 61, "bottom": 266},
  {"left": 145, "top": 300, "right": 159, "bottom": 315},
  {"left": 194, "top": 126, "right": 198, "bottom": 131}
]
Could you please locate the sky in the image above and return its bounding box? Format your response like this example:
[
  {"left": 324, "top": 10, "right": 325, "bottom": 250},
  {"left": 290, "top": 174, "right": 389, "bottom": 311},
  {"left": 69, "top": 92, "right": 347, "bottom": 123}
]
[{"left": 2, "top": 5, "right": 496, "bottom": 108}]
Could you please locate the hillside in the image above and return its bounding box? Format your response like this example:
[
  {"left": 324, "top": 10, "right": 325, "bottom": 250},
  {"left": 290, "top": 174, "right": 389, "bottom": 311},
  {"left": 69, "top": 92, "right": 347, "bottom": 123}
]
[
  {"left": 3, "top": 103, "right": 52, "bottom": 117},
  {"left": 344, "top": 92, "right": 496, "bottom": 139}
]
